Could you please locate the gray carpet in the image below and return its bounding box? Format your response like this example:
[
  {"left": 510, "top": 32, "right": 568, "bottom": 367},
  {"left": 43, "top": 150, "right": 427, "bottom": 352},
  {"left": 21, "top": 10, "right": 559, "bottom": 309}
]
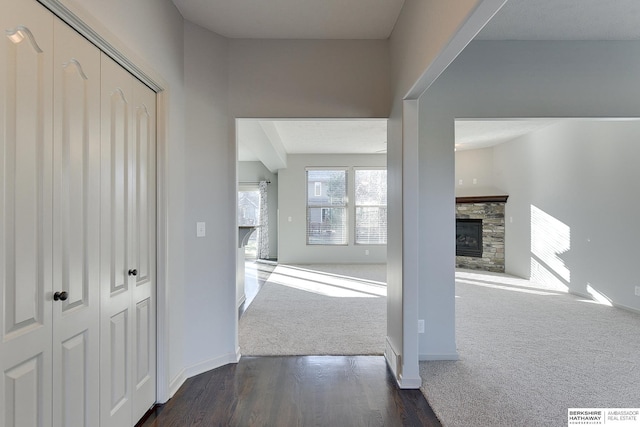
[
  {"left": 420, "top": 269, "right": 640, "bottom": 427},
  {"left": 239, "top": 264, "right": 387, "bottom": 356}
]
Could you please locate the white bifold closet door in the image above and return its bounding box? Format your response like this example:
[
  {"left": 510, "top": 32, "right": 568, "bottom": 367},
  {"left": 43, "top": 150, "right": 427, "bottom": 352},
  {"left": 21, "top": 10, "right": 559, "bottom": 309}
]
[
  {"left": 0, "top": 1, "right": 102, "bottom": 426},
  {"left": 1, "top": 1, "right": 156, "bottom": 426},
  {"left": 0, "top": 2, "right": 54, "bottom": 426},
  {"left": 100, "top": 54, "right": 157, "bottom": 427}
]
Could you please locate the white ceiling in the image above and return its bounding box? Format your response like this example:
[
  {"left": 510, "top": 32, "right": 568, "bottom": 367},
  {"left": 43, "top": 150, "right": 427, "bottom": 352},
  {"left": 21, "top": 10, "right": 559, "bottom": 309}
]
[
  {"left": 455, "top": 120, "right": 559, "bottom": 151},
  {"left": 237, "top": 119, "right": 388, "bottom": 169},
  {"left": 273, "top": 120, "right": 387, "bottom": 154},
  {"left": 238, "top": 119, "right": 563, "bottom": 164},
  {"left": 478, "top": 0, "right": 640, "bottom": 40},
  {"left": 172, "top": 0, "right": 405, "bottom": 39}
]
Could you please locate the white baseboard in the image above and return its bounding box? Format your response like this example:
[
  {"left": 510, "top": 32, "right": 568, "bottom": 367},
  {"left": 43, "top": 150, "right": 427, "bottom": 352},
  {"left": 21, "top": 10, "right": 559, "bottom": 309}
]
[
  {"left": 569, "top": 290, "right": 640, "bottom": 314},
  {"left": 384, "top": 338, "right": 423, "bottom": 389},
  {"left": 419, "top": 353, "right": 459, "bottom": 361},
  {"left": 384, "top": 337, "right": 401, "bottom": 380},
  {"left": 168, "top": 369, "right": 186, "bottom": 399},
  {"left": 569, "top": 290, "right": 590, "bottom": 299},
  {"left": 184, "top": 352, "right": 239, "bottom": 379},
  {"left": 168, "top": 352, "right": 241, "bottom": 400},
  {"left": 237, "top": 294, "right": 246, "bottom": 308},
  {"left": 613, "top": 302, "right": 640, "bottom": 314},
  {"left": 397, "top": 373, "right": 423, "bottom": 389}
]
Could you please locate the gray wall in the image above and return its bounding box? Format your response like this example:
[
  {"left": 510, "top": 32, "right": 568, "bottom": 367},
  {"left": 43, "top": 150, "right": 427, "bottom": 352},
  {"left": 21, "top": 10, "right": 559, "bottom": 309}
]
[
  {"left": 238, "top": 161, "right": 278, "bottom": 260},
  {"left": 229, "top": 39, "right": 390, "bottom": 119},
  {"left": 493, "top": 120, "right": 640, "bottom": 311},
  {"left": 417, "top": 40, "right": 640, "bottom": 359},
  {"left": 455, "top": 146, "right": 497, "bottom": 196},
  {"left": 278, "top": 154, "right": 387, "bottom": 264},
  {"left": 183, "top": 22, "right": 235, "bottom": 372}
]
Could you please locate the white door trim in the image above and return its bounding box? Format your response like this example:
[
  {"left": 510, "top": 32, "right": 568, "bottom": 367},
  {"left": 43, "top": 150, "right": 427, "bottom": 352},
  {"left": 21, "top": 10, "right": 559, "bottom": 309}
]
[{"left": 36, "top": 0, "right": 173, "bottom": 403}]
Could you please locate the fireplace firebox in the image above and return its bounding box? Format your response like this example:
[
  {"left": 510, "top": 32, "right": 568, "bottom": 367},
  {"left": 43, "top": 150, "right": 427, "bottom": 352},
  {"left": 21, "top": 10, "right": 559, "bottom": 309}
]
[{"left": 456, "top": 219, "right": 483, "bottom": 257}]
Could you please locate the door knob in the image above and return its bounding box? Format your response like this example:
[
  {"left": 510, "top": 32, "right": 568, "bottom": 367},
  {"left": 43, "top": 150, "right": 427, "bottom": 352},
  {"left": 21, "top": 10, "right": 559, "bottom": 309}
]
[
  {"left": 53, "top": 291, "right": 68, "bottom": 301},
  {"left": 128, "top": 269, "right": 138, "bottom": 277}
]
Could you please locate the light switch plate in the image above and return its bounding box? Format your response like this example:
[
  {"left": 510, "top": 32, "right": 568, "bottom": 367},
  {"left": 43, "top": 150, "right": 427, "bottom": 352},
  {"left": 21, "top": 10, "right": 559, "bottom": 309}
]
[{"left": 196, "top": 222, "right": 206, "bottom": 237}]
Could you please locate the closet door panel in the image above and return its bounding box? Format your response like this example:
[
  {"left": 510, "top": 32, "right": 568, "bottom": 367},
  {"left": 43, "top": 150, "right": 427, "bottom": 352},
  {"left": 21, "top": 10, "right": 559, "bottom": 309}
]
[
  {"left": 109, "top": 309, "right": 128, "bottom": 408},
  {"left": 134, "top": 101, "right": 149, "bottom": 284},
  {"left": 4, "top": 355, "right": 44, "bottom": 427},
  {"left": 100, "top": 53, "right": 134, "bottom": 427},
  {"left": 51, "top": 18, "right": 100, "bottom": 427},
  {"left": 132, "top": 81, "right": 156, "bottom": 421},
  {"left": 111, "top": 89, "right": 129, "bottom": 295},
  {"left": 59, "top": 332, "right": 88, "bottom": 427},
  {"left": 5, "top": 26, "right": 43, "bottom": 334},
  {"left": 0, "top": 1, "right": 53, "bottom": 426},
  {"left": 1, "top": 3, "right": 52, "bottom": 338}
]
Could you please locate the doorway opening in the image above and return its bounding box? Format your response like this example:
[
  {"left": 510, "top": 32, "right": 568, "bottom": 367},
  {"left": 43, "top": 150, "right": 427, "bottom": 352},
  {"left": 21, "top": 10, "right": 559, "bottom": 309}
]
[{"left": 236, "top": 118, "right": 388, "bottom": 357}]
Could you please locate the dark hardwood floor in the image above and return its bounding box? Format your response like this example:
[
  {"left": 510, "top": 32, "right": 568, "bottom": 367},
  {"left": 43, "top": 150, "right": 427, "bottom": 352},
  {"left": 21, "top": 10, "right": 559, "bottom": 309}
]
[{"left": 140, "top": 356, "right": 441, "bottom": 427}]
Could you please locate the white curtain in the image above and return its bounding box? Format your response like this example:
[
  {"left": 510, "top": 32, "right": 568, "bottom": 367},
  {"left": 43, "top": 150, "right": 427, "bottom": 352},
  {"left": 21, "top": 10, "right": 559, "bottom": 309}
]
[{"left": 258, "top": 180, "right": 269, "bottom": 259}]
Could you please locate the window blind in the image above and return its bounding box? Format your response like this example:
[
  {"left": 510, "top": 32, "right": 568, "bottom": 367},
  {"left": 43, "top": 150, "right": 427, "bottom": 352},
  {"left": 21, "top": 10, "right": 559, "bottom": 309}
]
[
  {"left": 355, "top": 169, "right": 387, "bottom": 245},
  {"left": 306, "top": 169, "right": 348, "bottom": 245}
]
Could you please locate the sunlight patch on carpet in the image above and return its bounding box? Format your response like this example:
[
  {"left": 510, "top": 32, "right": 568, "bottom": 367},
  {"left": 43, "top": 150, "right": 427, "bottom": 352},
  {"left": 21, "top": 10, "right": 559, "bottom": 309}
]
[{"left": 267, "top": 265, "right": 386, "bottom": 298}]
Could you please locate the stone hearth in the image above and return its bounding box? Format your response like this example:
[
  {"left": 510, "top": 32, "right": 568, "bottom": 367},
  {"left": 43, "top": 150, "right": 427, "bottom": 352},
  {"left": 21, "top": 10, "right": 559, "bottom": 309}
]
[{"left": 455, "top": 195, "right": 508, "bottom": 273}]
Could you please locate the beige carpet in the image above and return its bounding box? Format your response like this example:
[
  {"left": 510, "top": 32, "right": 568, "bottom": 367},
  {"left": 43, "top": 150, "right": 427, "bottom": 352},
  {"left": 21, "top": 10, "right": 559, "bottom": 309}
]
[
  {"left": 420, "top": 269, "right": 640, "bottom": 427},
  {"left": 239, "top": 264, "right": 387, "bottom": 356}
]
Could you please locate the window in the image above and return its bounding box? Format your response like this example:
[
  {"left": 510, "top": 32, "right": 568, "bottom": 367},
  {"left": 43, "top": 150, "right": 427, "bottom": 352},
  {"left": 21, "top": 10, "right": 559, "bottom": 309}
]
[
  {"left": 306, "top": 169, "right": 347, "bottom": 245},
  {"left": 238, "top": 189, "right": 260, "bottom": 226},
  {"left": 355, "top": 169, "right": 387, "bottom": 245},
  {"left": 238, "top": 187, "right": 260, "bottom": 257}
]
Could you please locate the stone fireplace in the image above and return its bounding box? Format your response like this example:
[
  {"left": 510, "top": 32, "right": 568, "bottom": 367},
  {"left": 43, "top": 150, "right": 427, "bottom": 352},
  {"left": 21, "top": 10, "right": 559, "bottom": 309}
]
[{"left": 455, "top": 195, "right": 508, "bottom": 273}]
